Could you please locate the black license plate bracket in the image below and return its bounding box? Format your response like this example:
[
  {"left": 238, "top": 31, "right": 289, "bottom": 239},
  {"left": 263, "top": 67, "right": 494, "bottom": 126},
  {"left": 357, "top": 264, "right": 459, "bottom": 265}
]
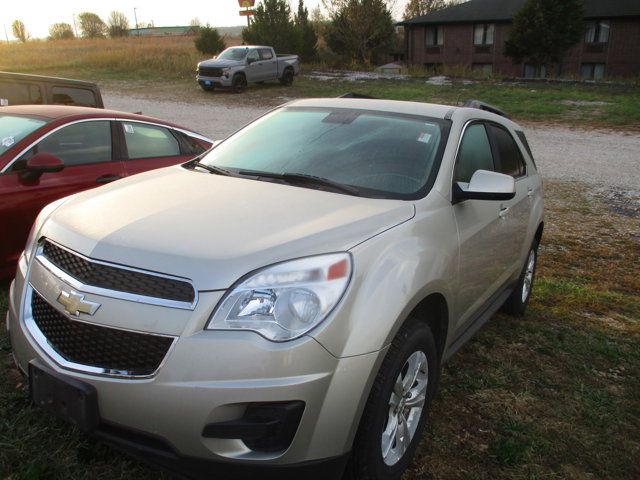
[{"left": 29, "top": 360, "right": 99, "bottom": 433}]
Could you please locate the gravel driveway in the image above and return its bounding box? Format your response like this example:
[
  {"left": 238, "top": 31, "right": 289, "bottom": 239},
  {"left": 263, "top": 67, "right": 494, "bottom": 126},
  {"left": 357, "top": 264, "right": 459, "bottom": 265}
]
[{"left": 104, "top": 91, "right": 639, "bottom": 195}]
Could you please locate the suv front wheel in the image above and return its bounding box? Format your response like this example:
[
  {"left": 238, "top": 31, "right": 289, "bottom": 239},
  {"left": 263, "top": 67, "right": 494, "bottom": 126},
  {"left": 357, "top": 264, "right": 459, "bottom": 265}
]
[
  {"left": 502, "top": 240, "right": 539, "bottom": 316},
  {"left": 347, "top": 321, "right": 440, "bottom": 480}
]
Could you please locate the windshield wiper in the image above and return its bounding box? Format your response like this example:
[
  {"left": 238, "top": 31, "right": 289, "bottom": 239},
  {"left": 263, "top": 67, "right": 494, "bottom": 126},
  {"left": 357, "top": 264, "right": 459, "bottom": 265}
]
[
  {"left": 237, "top": 170, "right": 362, "bottom": 196},
  {"left": 192, "top": 161, "right": 234, "bottom": 176}
]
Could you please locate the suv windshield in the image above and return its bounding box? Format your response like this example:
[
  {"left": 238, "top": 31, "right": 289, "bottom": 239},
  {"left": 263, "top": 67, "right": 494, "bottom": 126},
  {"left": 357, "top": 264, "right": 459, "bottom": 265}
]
[
  {"left": 200, "top": 107, "right": 450, "bottom": 199},
  {"left": 217, "top": 47, "right": 248, "bottom": 61},
  {"left": 0, "top": 114, "right": 47, "bottom": 156}
]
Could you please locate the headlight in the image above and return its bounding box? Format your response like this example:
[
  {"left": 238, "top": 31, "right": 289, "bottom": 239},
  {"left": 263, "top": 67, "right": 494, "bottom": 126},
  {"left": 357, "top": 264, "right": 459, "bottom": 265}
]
[
  {"left": 207, "top": 253, "right": 352, "bottom": 342},
  {"left": 23, "top": 197, "right": 70, "bottom": 264}
]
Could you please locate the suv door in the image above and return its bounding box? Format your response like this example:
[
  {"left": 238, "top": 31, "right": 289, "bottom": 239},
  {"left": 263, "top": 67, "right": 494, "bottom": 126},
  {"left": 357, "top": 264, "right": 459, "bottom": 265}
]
[
  {"left": 0, "top": 120, "right": 124, "bottom": 274},
  {"left": 451, "top": 122, "right": 513, "bottom": 329},
  {"left": 118, "top": 121, "right": 191, "bottom": 176},
  {"left": 486, "top": 123, "right": 531, "bottom": 273}
]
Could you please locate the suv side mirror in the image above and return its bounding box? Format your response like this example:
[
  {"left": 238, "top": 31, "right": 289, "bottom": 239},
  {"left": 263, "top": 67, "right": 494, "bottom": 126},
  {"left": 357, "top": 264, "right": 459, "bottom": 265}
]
[
  {"left": 453, "top": 170, "right": 515, "bottom": 202},
  {"left": 21, "top": 152, "right": 64, "bottom": 181}
]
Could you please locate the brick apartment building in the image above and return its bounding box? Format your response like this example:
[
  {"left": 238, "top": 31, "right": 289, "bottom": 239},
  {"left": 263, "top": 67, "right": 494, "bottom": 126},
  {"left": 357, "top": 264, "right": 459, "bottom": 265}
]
[{"left": 399, "top": 0, "right": 640, "bottom": 79}]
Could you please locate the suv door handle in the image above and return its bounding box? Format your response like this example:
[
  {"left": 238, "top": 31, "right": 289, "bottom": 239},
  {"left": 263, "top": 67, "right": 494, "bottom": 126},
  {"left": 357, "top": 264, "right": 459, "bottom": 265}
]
[
  {"left": 499, "top": 206, "right": 510, "bottom": 218},
  {"left": 96, "top": 174, "right": 122, "bottom": 184}
]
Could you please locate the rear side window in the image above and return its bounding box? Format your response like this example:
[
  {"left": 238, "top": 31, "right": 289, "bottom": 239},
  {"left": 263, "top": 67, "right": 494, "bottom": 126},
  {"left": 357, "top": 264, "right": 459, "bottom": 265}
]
[
  {"left": 175, "top": 131, "right": 207, "bottom": 155},
  {"left": 51, "top": 86, "right": 97, "bottom": 107},
  {"left": 488, "top": 124, "right": 526, "bottom": 178},
  {"left": 259, "top": 48, "right": 273, "bottom": 60},
  {"left": 0, "top": 82, "right": 43, "bottom": 105},
  {"left": 454, "top": 123, "right": 495, "bottom": 183},
  {"left": 31, "top": 121, "right": 112, "bottom": 166},
  {"left": 123, "top": 122, "right": 180, "bottom": 159},
  {"left": 515, "top": 130, "right": 537, "bottom": 168}
]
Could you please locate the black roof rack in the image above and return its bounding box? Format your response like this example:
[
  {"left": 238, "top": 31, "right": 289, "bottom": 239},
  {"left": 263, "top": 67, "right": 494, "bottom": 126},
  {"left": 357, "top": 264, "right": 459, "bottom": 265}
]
[
  {"left": 338, "top": 92, "right": 378, "bottom": 99},
  {"left": 462, "top": 100, "right": 510, "bottom": 119}
]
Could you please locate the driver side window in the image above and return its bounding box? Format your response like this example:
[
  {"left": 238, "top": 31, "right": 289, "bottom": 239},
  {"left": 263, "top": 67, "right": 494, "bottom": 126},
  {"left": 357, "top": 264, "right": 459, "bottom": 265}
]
[
  {"left": 247, "top": 50, "right": 260, "bottom": 62},
  {"left": 11, "top": 121, "right": 112, "bottom": 171},
  {"left": 454, "top": 123, "right": 495, "bottom": 183}
]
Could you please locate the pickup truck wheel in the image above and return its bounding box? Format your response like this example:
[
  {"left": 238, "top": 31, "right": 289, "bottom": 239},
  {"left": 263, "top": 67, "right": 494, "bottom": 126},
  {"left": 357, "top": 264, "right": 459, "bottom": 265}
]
[
  {"left": 232, "top": 74, "right": 247, "bottom": 93},
  {"left": 280, "top": 69, "right": 294, "bottom": 86},
  {"left": 502, "top": 240, "right": 539, "bottom": 316},
  {"left": 347, "top": 321, "right": 439, "bottom": 480}
]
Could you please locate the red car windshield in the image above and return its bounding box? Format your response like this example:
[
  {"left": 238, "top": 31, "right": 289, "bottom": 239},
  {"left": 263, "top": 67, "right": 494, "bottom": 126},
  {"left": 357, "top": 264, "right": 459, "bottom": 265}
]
[{"left": 0, "top": 114, "right": 48, "bottom": 155}]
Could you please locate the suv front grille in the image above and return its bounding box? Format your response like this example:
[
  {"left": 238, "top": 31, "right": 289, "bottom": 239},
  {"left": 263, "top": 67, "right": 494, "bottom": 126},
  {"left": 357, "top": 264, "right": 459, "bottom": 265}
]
[
  {"left": 31, "top": 291, "right": 174, "bottom": 376},
  {"left": 41, "top": 240, "right": 195, "bottom": 304},
  {"left": 198, "top": 67, "right": 223, "bottom": 77}
]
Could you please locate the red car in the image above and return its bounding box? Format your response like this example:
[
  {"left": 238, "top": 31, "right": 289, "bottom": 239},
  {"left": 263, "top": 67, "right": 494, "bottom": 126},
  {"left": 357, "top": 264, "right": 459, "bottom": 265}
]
[{"left": 0, "top": 105, "right": 213, "bottom": 280}]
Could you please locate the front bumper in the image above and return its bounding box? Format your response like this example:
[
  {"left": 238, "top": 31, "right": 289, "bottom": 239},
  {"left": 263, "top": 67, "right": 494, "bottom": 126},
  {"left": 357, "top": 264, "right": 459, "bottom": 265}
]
[
  {"left": 8, "top": 253, "right": 383, "bottom": 474},
  {"left": 196, "top": 75, "right": 233, "bottom": 88}
]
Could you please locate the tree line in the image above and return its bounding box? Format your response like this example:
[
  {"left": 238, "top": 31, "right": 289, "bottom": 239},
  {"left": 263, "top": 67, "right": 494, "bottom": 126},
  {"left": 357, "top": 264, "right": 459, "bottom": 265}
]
[{"left": 11, "top": 11, "right": 132, "bottom": 42}]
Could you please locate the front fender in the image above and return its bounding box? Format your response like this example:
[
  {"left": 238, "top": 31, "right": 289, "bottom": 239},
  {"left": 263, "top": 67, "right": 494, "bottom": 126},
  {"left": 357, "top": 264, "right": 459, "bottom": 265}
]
[{"left": 310, "top": 197, "right": 457, "bottom": 358}]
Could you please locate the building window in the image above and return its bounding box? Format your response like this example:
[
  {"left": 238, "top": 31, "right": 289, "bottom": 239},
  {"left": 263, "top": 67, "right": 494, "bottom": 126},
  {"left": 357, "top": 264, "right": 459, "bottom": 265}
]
[
  {"left": 584, "top": 20, "right": 610, "bottom": 43},
  {"left": 425, "top": 26, "right": 443, "bottom": 46},
  {"left": 580, "top": 63, "right": 605, "bottom": 81},
  {"left": 524, "top": 64, "right": 546, "bottom": 78},
  {"left": 473, "top": 23, "right": 494, "bottom": 45},
  {"left": 472, "top": 63, "right": 493, "bottom": 76}
]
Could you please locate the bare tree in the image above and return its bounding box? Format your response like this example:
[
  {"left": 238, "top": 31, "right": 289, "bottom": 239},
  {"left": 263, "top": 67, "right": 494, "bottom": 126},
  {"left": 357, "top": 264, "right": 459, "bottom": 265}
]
[
  {"left": 403, "top": 0, "right": 446, "bottom": 19},
  {"left": 107, "top": 11, "right": 130, "bottom": 37},
  {"left": 49, "top": 23, "right": 75, "bottom": 40},
  {"left": 11, "top": 19, "right": 28, "bottom": 42},
  {"left": 190, "top": 17, "right": 202, "bottom": 27}
]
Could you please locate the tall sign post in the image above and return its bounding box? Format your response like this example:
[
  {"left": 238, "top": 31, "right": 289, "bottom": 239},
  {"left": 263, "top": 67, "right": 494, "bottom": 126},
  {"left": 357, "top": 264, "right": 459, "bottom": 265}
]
[{"left": 238, "top": 0, "right": 256, "bottom": 27}]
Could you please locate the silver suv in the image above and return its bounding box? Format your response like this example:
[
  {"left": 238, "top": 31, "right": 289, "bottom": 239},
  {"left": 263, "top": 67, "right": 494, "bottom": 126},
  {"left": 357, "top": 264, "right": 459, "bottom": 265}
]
[{"left": 8, "top": 98, "right": 543, "bottom": 480}]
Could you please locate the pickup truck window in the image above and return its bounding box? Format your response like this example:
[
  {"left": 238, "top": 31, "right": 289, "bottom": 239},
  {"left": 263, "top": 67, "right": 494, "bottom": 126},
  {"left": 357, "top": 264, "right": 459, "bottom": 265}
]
[
  {"left": 51, "top": 86, "right": 97, "bottom": 108},
  {"left": 247, "top": 50, "right": 260, "bottom": 62},
  {"left": 201, "top": 107, "right": 450, "bottom": 199},
  {"left": 259, "top": 48, "right": 273, "bottom": 60}
]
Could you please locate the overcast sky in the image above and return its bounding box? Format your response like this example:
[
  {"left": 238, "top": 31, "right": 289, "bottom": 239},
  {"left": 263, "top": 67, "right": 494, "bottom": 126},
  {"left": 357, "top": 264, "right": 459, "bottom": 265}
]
[{"left": 4, "top": 0, "right": 407, "bottom": 40}]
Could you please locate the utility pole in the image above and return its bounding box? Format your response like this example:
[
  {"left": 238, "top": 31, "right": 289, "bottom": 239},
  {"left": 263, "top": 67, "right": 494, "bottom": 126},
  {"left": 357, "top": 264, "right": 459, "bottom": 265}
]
[
  {"left": 134, "top": 8, "right": 139, "bottom": 36},
  {"left": 3, "top": 24, "right": 9, "bottom": 43},
  {"left": 72, "top": 14, "right": 78, "bottom": 37}
]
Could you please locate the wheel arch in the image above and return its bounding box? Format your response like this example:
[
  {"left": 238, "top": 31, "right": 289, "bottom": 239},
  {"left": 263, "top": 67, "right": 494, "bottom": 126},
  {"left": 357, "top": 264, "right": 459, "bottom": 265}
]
[{"left": 405, "top": 292, "right": 449, "bottom": 361}]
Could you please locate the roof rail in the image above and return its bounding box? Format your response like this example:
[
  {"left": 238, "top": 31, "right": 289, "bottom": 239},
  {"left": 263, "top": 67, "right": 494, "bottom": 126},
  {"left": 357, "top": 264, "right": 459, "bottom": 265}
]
[
  {"left": 338, "top": 92, "right": 378, "bottom": 99},
  {"left": 462, "top": 100, "right": 510, "bottom": 119}
]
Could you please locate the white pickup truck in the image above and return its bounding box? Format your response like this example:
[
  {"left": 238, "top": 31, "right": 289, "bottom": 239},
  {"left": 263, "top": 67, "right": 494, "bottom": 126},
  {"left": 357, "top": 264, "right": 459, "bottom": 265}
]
[{"left": 196, "top": 45, "right": 300, "bottom": 93}]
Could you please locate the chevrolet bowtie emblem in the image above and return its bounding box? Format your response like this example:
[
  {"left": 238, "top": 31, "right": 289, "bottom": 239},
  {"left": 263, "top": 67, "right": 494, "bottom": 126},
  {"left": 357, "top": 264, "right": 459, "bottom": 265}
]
[{"left": 57, "top": 290, "right": 101, "bottom": 316}]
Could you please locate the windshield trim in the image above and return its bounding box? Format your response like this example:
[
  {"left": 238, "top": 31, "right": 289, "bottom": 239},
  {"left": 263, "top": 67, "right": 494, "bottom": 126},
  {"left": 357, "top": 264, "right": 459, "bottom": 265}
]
[{"left": 192, "top": 106, "right": 452, "bottom": 201}]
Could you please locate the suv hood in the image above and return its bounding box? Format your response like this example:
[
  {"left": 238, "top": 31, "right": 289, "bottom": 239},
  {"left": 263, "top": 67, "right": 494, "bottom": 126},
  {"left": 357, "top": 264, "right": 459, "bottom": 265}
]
[
  {"left": 199, "top": 58, "right": 244, "bottom": 69},
  {"left": 41, "top": 166, "right": 414, "bottom": 290}
]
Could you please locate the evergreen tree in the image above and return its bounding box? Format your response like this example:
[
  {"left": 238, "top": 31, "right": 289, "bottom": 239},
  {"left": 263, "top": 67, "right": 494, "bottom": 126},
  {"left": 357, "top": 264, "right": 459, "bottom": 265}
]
[
  {"left": 242, "top": 0, "right": 298, "bottom": 53},
  {"left": 195, "top": 25, "right": 226, "bottom": 55},
  {"left": 505, "top": 0, "right": 585, "bottom": 76},
  {"left": 295, "top": 0, "right": 318, "bottom": 61},
  {"left": 324, "top": 0, "right": 394, "bottom": 65}
]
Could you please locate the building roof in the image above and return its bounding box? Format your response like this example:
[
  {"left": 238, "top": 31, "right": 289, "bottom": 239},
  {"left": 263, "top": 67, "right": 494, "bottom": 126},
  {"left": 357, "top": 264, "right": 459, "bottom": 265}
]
[
  {"left": 128, "top": 26, "right": 198, "bottom": 36},
  {"left": 400, "top": 0, "right": 640, "bottom": 25}
]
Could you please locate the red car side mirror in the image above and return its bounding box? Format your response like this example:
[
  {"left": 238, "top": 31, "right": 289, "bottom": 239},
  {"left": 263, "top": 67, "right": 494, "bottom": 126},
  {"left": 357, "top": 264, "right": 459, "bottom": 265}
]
[{"left": 21, "top": 153, "right": 65, "bottom": 181}]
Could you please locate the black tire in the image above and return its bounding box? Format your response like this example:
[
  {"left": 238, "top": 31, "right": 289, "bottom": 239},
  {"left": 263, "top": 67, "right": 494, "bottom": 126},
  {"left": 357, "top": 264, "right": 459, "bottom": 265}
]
[
  {"left": 347, "top": 321, "right": 440, "bottom": 480},
  {"left": 502, "top": 239, "right": 539, "bottom": 316},
  {"left": 232, "top": 74, "right": 247, "bottom": 93},
  {"left": 280, "top": 69, "right": 294, "bottom": 86},
  {"left": 200, "top": 84, "right": 214, "bottom": 92}
]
